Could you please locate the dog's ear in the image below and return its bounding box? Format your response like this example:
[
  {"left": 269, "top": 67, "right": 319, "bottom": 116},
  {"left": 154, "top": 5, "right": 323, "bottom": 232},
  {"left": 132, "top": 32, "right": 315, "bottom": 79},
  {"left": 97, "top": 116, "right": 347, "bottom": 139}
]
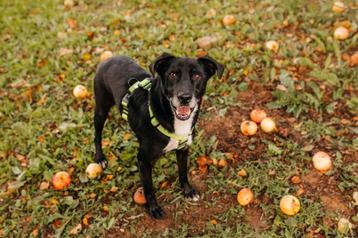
[
  {"left": 197, "top": 56, "right": 224, "bottom": 79},
  {"left": 150, "top": 53, "right": 176, "bottom": 77}
]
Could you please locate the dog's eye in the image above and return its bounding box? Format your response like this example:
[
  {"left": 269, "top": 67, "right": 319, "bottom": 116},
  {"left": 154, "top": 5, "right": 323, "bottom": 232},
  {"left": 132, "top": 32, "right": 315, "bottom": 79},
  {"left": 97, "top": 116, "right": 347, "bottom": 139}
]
[
  {"left": 168, "top": 72, "right": 177, "bottom": 80},
  {"left": 192, "top": 74, "right": 202, "bottom": 81}
]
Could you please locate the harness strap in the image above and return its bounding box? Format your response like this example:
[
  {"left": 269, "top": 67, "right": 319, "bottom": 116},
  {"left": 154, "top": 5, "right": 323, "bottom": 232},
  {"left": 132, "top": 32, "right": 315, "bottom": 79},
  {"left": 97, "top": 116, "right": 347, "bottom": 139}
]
[{"left": 121, "top": 78, "right": 191, "bottom": 150}]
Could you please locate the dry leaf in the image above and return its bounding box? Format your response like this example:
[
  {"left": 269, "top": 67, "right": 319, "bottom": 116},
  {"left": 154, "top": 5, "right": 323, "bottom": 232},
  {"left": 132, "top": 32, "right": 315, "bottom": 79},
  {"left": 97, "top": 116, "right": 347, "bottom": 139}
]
[
  {"left": 59, "top": 48, "right": 73, "bottom": 56},
  {"left": 82, "top": 214, "right": 91, "bottom": 226},
  {"left": 291, "top": 176, "right": 302, "bottom": 184},
  {"left": 66, "top": 18, "right": 78, "bottom": 29},
  {"left": 52, "top": 219, "right": 62, "bottom": 229},
  {"left": 40, "top": 181, "right": 50, "bottom": 190},
  {"left": 37, "top": 94, "right": 48, "bottom": 106},
  {"left": 31, "top": 226, "right": 39, "bottom": 237},
  {"left": 69, "top": 223, "right": 82, "bottom": 235},
  {"left": 196, "top": 36, "right": 218, "bottom": 49}
]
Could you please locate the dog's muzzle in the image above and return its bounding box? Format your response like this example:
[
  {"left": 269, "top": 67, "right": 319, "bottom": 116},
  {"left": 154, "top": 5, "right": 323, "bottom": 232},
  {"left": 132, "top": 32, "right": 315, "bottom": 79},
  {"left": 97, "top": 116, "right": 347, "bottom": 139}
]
[{"left": 170, "top": 96, "right": 197, "bottom": 121}]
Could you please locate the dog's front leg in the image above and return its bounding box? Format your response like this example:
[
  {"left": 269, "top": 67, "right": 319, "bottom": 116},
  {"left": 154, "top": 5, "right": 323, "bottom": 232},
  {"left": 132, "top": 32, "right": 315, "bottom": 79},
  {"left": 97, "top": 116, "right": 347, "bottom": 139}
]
[
  {"left": 137, "top": 148, "right": 165, "bottom": 219},
  {"left": 176, "top": 148, "right": 200, "bottom": 201}
]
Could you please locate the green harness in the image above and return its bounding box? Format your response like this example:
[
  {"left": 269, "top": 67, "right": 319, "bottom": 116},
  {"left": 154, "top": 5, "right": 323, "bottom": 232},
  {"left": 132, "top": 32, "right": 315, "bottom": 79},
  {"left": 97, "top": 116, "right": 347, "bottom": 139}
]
[{"left": 121, "top": 78, "right": 191, "bottom": 150}]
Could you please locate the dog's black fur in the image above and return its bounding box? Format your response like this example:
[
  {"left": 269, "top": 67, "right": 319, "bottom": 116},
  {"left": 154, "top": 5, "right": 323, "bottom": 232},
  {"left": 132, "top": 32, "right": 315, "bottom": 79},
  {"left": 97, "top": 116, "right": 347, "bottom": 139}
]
[{"left": 93, "top": 53, "right": 223, "bottom": 218}]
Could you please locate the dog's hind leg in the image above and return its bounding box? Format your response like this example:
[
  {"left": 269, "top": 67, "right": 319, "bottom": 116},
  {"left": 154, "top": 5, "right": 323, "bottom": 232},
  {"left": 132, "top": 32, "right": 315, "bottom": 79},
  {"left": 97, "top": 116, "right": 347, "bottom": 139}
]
[{"left": 94, "top": 78, "right": 114, "bottom": 168}]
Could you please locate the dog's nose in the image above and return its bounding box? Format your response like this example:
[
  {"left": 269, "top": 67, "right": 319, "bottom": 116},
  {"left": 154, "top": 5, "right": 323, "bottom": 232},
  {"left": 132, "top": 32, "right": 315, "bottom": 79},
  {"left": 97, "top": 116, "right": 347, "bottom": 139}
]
[{"left": 178, "top": 93, "right": 192, "bottom": 105}]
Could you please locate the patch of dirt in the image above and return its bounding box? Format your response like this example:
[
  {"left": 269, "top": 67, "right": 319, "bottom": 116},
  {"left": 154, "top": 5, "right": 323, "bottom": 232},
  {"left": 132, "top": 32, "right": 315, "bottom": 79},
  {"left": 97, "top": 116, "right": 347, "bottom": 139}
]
[
  {"left": 302, "top": 170, "right": 354, "bottom": 217},
  {"left": 106, "top": 193, "right": 236, "bottom": 237},
  {"left": 245, "top": 206, "right": 270, "bottom": 231}
]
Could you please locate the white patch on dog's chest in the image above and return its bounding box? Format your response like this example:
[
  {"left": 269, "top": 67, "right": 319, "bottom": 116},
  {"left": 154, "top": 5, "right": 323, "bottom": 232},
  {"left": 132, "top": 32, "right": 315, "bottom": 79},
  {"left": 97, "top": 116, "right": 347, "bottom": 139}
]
[{"left": 163, "top": 115, "right": 194, "bottom": 152}]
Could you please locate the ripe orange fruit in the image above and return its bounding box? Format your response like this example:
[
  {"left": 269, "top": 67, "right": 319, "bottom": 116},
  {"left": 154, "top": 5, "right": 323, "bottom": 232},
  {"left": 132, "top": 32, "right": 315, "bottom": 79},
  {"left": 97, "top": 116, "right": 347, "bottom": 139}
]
[
  {"left": 237, "top": 188, "right": 254, "bottom": 206},
  {"left": 133, "top": 187, "right": 146, "bottom": 205},
  {"left": 250, "top": 109, "right": 267, "bottom": 123},
  {"left": 312, "top": 151, "right": 332, "bottom": 173},
  {"left": 240, "top": 120, "right": 258, "bottom": 136},
  {"left": 86, "top": 163, "right": 103, "bottom": 179},
  {"left": 52, "top": 171, "right": 71, "bottom": 190},
  {"left": 280, "top": 195, "right": 300, "bottom": 215}
]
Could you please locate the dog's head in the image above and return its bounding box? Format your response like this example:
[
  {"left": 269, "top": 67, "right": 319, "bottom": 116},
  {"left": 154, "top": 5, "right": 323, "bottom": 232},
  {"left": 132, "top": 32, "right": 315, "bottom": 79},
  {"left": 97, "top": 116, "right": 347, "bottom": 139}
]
[{"left": 150, "top": 53, "right": 224, "bottom": 121}]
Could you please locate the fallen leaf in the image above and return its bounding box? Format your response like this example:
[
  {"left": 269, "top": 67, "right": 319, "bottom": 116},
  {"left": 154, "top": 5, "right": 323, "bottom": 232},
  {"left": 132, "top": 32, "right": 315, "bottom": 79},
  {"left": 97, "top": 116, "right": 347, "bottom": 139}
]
[
  {"left": 196, "top": 36, "right": 218, "bottom": 49},
  {"left": 66, "top": 18, "right": 78, "bottom": 29},
  {"left": 31, "top": 226, "right": 39, "bottom": 237},
  {"left": 238, "top": 169, "right": 247, "bottom": 177},
  {"left": 52, "top": 219, "right": 62, "bottom": 229},
  {"left": 40, "top": 181, "right": 50, "bottom": 190},
  {"left": 82, "top": 214, "right": 91, "bottom": 226},
  {"left": 69, "top": 223, "right": 82, "bottom": 235},
  {"left": 59, "top": 48, "right": 73, "bottom": 56},
  {"left": 291, "top": 176, "right": 301, "bottom": 184},
  {"left": 87, "top": 31, "right": 95, "bottom": 40}
]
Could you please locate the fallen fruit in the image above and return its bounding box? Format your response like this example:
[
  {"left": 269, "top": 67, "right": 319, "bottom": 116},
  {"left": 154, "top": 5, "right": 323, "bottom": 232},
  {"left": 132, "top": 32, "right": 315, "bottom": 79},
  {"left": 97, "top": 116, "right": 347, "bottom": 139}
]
[
  {"left": 265, "top": 40, "right": 279, "bottom": 53},
  {"left": 237, "top": 188, "right": 254, "bottom": 206},
  {"left": 337, "top": 218, "right": 352, "bottom": 234},
  {"left": 260, "top": 117, "right": 276, "bottom": 133},
  {"left": 240, "top": 120, "right": 258, "bottom": 136},
  {"left": 334, "top": 26, "right": 349, "bottom": 40},
  {"left": 280, "top": 195, "right": 300, "bottom": 215},
  {"left": 52, "top": 171, "right": 71, "bottom": 190},
  {"left": 332, "top": 1, "right": 345, "bottom": 13},
  {"left": 312, "top": 151, "right": 332, "bottom": 173},
  {"left": 100, "top": 50, "right": 113, "bottom": 62},
  {"left": 350, "top": 52, "right": 358, "bottom": 66},
  {"left": 250, "top": 109, "right": 267, "bottom": 123},
  {"left": 86, "top": 163, "right": 103, "bottom": 179},
  {"left": 133, "top": 187, "right": 146, "bottom": 205},
  {"left": 222, "top": 15, "right": 236, "bottom": 26},
  {"left": 73, "top": 85, "right": 89, "bottom": 99}
]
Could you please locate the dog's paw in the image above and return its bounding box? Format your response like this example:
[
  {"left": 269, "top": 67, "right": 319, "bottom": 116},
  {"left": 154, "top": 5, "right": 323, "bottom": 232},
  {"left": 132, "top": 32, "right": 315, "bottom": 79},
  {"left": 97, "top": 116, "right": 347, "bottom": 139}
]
[
  {"left": 148, "top": 204, "right": 165, "bottom": 219},
  {"left": 95, "top": 156, "right": 107, "bottom": 168},
  {"left": 184, "top": 188, "right": 200, "bottom": 202}
]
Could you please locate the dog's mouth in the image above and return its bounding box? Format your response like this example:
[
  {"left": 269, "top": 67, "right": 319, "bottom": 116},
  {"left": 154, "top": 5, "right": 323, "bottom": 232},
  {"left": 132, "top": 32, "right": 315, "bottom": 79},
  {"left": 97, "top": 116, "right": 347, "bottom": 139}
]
[{"left": 170, "top": 103, "right": 194, "bottom": 121}]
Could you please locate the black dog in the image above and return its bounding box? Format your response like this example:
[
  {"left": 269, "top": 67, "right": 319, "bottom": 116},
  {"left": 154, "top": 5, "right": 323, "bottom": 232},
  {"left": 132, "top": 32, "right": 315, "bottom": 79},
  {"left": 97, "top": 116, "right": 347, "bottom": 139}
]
[{"left": 93, "top": 53, "right": 223, "bottom": 218}]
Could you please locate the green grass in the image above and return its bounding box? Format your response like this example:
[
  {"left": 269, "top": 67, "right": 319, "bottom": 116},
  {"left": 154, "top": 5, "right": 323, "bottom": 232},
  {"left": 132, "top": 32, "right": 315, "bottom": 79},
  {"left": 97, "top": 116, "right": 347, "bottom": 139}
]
[{"left": 0, "top": 0, "right": 357, "bottom": 237}]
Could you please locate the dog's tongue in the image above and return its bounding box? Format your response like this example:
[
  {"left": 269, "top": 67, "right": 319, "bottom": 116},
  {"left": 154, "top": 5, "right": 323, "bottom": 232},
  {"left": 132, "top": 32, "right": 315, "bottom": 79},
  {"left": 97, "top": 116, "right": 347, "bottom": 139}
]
[{"left": 176, "top": 106, "right": 190, "bottom": 116}]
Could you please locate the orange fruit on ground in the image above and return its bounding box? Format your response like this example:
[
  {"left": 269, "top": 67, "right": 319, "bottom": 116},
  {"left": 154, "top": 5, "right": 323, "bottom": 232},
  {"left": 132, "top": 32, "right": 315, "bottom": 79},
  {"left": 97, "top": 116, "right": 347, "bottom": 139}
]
[
  {"left": 237, "top": 188, "right": 254, "bottom": 206},
  {"left": 280, "top": 195, "right": 300, "bottom": 215},
  {"left": 133, "top": 187, "right": 146, "bottom": 205},
  {"left": 240, "top": 120, "right": 258, "bottom": 136},
  {"left": 52, "top": 171, "right": 71, "bottom": 190},
  {"left": 332, "top": 1, "right": 345, "bottom": 13},
  {"left": 86, "top": 163, "right": 103, "bottom": 179},
  {"left": 73, "top": 85, "right": 89, "bottom": 99},
  {"left": 350, "top": 52, "right": 358, "bottom": 66},
  {"left": 312, "top": 151, "right": 332, "bottom": 173},
  {"left": 334, "top": 27, "right": 349, "bottom": 40},
  {"left": 250, "top": 109, "right": 267, "bottom": 123},
  {"left": 222, "top": 15, "right": 236, "bottom": 26},
  {"left": 260, "top": 117, "right": 276, "bottom": 133}
]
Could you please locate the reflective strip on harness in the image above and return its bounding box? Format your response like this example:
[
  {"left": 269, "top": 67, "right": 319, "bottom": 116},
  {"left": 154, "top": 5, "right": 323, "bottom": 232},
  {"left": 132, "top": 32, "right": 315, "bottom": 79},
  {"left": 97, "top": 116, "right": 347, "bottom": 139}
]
[{"left": 121, "top": 78, "right": 192, "bottom": 150}]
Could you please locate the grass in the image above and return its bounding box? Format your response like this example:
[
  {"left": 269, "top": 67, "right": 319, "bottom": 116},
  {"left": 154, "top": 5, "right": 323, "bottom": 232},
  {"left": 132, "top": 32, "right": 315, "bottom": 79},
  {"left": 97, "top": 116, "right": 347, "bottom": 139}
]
[{"left": 0, "top": 0, "right": 357, "bottom": 237}]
